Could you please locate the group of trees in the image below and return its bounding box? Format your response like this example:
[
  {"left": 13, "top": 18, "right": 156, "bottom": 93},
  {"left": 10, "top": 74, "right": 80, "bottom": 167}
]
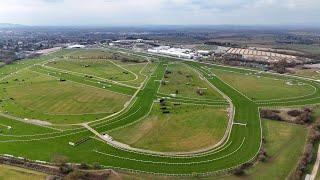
[
  {"left": 50, "top": 155, "right": 110, "bottom": 180},
  {"left": 233, "top": 162, "right": 254, "bottom": 176},
  {"left": 260, "top": 107, "right": 320, "bottom": 180},
  {"left": 260, "top": 109, "right": 282, "bottom": 121},
  {"left": 292, "top": 118, "right": 320, "bottom": 179},
  {"left": 260, "top": 108, "right": 312, "bottom": 124},
  {"left": 271, "top": 59, "right": 291, "bottom": 74},
  {"left": 233, "top": 142, "right": 268, "bottom": 176},
  {"left": 204, "top": 41, "right": 239, "bottom": 48}
]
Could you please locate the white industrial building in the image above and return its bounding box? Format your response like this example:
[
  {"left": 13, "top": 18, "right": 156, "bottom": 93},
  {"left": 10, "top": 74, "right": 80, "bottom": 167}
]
[
  {"left": 148, "top": 46, "right": 198, "bottom": 59},
  {"left": 197, "top": 50, "right": 210, "bottom": 56}
]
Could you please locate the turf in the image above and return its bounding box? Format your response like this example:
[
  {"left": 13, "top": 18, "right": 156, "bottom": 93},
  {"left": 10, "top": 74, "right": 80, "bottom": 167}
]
[
  {"left": 120, "top": 118, "right": 307, "bottom": 180},
  {"left": 0, "top": 49, "right": 320, "bottom": 177},
  {"left": 140, "top": 62, "right": 158, "bottom": 76},
  {"left": 196, "top": 119, "right": 307, "bottom": 180},
  {"left": 32, "top": 64, "right": 136, "bottom": 95},
  {"left": 68, "top": 49, "right": 146, "bottom": 63},
  {"left": 0, "top": 49, "right": 73, "bottom": 80},
  {"left": 0, "top": 69, "right": 130, "bottom": 124},
  {"left": 295, "top": 69, "right": 320, "bottom": 80},
  {"left": 244, "top": 120, "right": 307, "bottom": 179},
  {"left": 68, "top": 49, "right": 112, "bottom": 57},
  {"left": 46, "top": 59, "right": 136, "bottom": 82},
  {"left": 0, "top": 116, "right": 58, "bottom": 135},
  {"left": 211, "top": 68, "right": 315, "bottom": 101},
  {"left": 111, "top": 61, "right": 149, "bottom": 87},
  {"left": 6, "top": 70, "right": 129, "bottom": 114},
  {"left": 0, "top": 164, "right": 47, "bottom": 180},
  {"left": 275, "top": 44, "right": 320, "bottom": 56},
  {"left": 110, "top": 103, "right": 228, "bottom": 152},
  {"left": 159, "top": 63, "right": 223, "bottom": 100}
]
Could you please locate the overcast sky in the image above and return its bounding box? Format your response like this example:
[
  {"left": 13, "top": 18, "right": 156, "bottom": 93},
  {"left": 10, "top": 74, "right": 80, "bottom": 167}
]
[{"left": 0, "top": 0, "right": 319, "bottom": 26}]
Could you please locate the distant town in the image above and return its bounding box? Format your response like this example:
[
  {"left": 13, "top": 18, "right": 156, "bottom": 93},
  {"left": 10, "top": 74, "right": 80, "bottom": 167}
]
[{"left": 1, "top": 26, "right": 319, "bottom": 75}]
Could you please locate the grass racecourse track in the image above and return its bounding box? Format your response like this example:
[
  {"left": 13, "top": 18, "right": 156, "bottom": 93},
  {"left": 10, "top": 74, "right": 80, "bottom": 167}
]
[
  {"left": 0, "top": 49, "right": 320, "bottom": 176},
  {"left": 110, "top": 103, "right": 228, "bottom": 152},
  {"left": 159, "top": 62, "right": 223, "bottom": 100}
]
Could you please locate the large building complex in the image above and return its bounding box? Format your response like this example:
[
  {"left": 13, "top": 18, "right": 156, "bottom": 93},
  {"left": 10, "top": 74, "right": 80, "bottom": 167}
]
[{"left": 148, "top": 46, "right": 200, "bottom": 59}]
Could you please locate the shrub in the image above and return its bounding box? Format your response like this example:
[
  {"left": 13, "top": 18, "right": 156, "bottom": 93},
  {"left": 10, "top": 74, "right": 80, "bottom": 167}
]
[
  {"left": 92, "top": 162, "right": 102, "bottom": 170},
  {"left": 233, "top": 167, "right": 245, "bottom": 176},
  {"left": 165, "top": 70, "right": 171, "bottom": 74},
  {"left": 46, "top": 175, "right": 61, "bottom": 180},
  {"left": 257, "top": 148, "right": 268, "bottom": 162},
  {"left": 260, "top": 110, "right": 282, "bottom": 121},
  {"left": 79, "top": 163, "right": 90, "bottom": 170},
  {"left": 287, "top": 110, "right": 302, "bottom": 117},
  {"left": 292, "top": 118, "right": 320, "bottom": 179},
  {"left": 64, "top": 169, "right": 88, "bottom": 180},
  {"left": 233, "top": 162, "right": 253, "bottom": 176},
  {"left": 297, "top": 110, "right": 312, "bottom": 124},
  {"left": 51, "top": 154, "right": 68, "bottom": 166},
  {"left": 196, "top": 89, "right": 205, "bottom": 96},
  {"left": 59, "top": 165, "right": 73, "bottom": 174}
]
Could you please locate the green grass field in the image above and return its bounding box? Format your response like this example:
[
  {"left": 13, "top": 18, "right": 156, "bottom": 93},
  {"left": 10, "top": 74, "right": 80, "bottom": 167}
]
[
  {"left": 0, "top": 164, "right": 47, "bottom": 180},
  {"left": 241, "top": 120, "right": 306, "bottom": 179},
  {"left": 141, "top": 62, "right": 158, "bottom": 76},
  {"left": 210, "top": 120, "right": 307, "bottom": 180},
  {"left": 111, "top": 61, "right": 149, "bottom": 87},
  {"left": 46, "top": 59, "right": 136, "bottom": 82},
  {"left": 68, "top": 49, "right": 111, "bottom": 57},
  {"left": 275, "top": 44, "right": 320, "bottom": 55},
  {"left": 295, "top": 68, "right": 320, "bottom": 80},
  {"left": 68, "top": 49, "right": 146, "bottom": 62},
  {"left": 110, "top": 103, "right": 228, "bottom": 152},
  {"left": 159, "top": 63, "right": 223, "bottom": 100},
  {"left": 0, "top": 49, "right": 320, "bottom": 178},
  {"left": 0, "top": 69, "right": 130, "bottom": 124},
  {"left": 116, "top": 119, "right": 307, "bottom": 180},
  {"left": 211, "top": 68, "right": 315, "bottom": 100}
]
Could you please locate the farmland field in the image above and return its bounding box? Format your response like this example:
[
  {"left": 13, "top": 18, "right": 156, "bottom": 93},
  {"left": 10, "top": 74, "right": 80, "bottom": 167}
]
[{"left": 0, "top": 48, "right": 320, "bottom": 178}]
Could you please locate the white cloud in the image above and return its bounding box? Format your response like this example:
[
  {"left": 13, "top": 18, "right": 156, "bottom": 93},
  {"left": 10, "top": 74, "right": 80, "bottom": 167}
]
[{"left": 0, "top": 0, "right": 319, "bottom": 25}]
